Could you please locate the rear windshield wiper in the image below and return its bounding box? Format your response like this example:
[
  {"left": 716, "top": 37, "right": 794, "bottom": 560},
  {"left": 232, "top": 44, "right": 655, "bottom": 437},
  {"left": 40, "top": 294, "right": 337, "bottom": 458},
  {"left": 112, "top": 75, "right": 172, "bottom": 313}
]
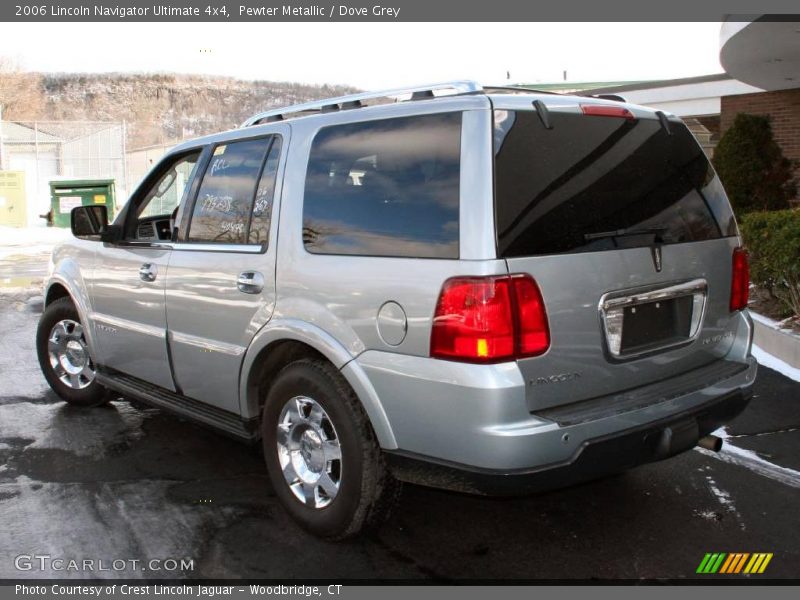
[{"left": 584, "top": 227, "right": 667, "bottom": 242}]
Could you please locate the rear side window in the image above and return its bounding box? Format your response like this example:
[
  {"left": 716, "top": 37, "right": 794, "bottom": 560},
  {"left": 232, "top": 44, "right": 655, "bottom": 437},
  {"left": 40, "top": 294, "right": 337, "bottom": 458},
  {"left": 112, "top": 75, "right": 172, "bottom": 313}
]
[
  {"left": 249, "top": 137, "right": 282, "bottom": 245},
  {"left": 302, "top": 112, "right": 462, "bottom": 258},
  {"left": 188, "top": 137, "right": 274, "bottom": 244},
  {"left": 494, "top": 110, "right": 737, "bottom": 258}
]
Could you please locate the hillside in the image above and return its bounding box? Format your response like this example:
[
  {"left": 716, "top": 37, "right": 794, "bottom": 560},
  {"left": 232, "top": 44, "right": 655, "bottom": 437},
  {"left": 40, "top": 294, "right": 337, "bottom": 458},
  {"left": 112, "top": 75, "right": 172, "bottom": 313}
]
[{"left": 1, "top": 69, "right": 359, "bottom": 148}]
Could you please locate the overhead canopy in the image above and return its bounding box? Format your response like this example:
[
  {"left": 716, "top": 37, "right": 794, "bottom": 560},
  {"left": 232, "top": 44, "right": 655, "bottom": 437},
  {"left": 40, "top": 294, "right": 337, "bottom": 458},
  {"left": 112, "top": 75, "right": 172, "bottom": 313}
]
[{"left": 720, "top": 19, "right": 800, "bottom": 91}]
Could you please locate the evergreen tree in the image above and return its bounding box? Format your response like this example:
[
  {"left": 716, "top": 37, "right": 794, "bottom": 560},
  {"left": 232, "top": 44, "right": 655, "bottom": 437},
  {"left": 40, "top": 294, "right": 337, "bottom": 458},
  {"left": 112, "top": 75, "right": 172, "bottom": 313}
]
[{"left": 712, "top": 113, "right": 797, "bottom": 214}]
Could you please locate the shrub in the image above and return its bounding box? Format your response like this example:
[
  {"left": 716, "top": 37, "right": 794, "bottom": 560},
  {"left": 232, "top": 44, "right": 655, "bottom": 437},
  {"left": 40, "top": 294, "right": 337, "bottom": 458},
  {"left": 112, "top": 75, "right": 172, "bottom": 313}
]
[
  {"left": 740, "top": 209, "right": 800, "bottom": 317},
  {"left": 713, "top": 113, "right": 797, "bottom": 215}
]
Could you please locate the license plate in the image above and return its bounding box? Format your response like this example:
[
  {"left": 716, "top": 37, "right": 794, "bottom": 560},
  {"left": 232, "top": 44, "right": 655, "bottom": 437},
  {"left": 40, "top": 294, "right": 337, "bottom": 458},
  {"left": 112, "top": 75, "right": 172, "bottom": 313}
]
[{"left": 620, "top": 295, "right": 694, "bottom": 354}]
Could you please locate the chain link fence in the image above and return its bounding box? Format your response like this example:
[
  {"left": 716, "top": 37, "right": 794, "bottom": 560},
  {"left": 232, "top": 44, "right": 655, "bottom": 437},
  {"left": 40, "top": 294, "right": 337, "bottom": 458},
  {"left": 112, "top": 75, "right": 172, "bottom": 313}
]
[{"left": 0, "top": 120, "right": 127, "bottom": 226}]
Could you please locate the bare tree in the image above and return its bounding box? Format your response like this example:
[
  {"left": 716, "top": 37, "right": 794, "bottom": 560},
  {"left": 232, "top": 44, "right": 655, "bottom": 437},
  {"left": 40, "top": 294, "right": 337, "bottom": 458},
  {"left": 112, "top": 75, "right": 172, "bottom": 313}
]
[{"left": 0, "top": 56, "right": 45, "bottom": 120}]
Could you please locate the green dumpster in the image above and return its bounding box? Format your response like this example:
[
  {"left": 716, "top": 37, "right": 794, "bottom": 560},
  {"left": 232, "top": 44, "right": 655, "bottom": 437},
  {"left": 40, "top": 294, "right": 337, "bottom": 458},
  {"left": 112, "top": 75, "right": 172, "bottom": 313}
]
[{"left": 48, "top": 179, "right": 116, "bottom": 228}]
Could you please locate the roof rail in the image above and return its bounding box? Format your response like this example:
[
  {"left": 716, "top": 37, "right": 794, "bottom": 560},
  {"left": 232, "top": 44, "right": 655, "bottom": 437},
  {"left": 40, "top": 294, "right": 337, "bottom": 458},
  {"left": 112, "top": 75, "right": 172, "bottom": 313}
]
[
  {"left": 240, "top": 80, "right": 483, "bottom": 127},
  {"left": 482, "top": 85, "right": 561, "bottom": 96}
]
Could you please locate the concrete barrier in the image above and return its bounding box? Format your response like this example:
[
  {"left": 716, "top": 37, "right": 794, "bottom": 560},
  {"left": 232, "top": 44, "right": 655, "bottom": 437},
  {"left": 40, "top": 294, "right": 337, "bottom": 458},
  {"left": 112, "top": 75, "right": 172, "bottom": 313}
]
[{"left": 751, "top": 311, "right": 800, "bottom": 370}]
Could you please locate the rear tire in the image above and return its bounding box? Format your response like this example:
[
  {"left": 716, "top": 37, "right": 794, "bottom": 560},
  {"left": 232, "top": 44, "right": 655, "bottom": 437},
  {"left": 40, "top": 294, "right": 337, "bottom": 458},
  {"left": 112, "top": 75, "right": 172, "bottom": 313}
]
[
  {"left": 261, "top": 358, "right": 400, "bottom": 540},
  {"left": 36, "top": 297, "right": 110, "bottom": 407}
]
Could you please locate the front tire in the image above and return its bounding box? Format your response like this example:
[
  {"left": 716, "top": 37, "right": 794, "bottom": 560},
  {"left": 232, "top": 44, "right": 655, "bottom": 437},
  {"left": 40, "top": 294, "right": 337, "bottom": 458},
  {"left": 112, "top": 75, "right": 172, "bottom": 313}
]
[
  {"left": 261, "top": 358, "right": 400, "bottom": 539},
  {"left": 36, "top": 297, "right": 110, "bottom": 407}
]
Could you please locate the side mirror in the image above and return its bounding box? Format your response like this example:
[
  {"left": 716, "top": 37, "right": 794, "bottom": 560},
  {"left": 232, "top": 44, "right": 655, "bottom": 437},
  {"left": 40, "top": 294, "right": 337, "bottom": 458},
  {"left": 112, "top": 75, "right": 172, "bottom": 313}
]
[{"left": 71, "top": 205, "right": 108, "bottom": 240}]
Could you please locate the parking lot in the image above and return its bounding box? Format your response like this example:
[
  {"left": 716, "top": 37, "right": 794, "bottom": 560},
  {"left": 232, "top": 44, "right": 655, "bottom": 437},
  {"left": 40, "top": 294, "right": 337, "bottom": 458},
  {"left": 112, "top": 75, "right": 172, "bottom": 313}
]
[{"left": 1, "top": 233, "right": 799, "bottom": 581}]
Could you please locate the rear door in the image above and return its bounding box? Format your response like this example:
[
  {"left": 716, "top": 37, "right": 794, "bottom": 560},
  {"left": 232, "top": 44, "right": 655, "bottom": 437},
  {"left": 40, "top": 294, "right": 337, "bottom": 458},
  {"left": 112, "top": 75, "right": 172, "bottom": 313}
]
[
  {"left": 492, "top": 103, "right": 742, "bottom": 411},
  {"left": 165, "top": 129, "right": 287, "bottom": 414}
]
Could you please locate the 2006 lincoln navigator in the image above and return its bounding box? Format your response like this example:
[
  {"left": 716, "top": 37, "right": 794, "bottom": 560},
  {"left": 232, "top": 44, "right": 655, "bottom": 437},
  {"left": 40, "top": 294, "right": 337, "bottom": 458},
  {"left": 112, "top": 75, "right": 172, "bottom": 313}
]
[{"left": 37, "top": 81, "right": 756, "bottom": 539}]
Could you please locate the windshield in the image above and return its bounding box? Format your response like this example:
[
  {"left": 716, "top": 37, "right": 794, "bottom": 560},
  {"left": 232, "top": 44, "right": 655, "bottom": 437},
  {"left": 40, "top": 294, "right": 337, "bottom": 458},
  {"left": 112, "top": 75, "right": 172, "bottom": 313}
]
[{"left": 493, "top": 109, "right": 737, "bottom": 258}]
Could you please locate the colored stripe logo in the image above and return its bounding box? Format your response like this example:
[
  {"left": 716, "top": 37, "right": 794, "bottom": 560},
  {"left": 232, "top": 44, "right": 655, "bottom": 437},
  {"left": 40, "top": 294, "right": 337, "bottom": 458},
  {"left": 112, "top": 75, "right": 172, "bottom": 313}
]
[{"left": 696, "top": 553, "right": 773, "bottom": 574}]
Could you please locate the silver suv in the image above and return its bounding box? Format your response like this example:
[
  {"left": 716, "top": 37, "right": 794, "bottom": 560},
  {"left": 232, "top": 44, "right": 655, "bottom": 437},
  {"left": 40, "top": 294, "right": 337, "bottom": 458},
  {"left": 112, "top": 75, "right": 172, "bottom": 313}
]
[{"left": 37, "top": 81, "right": 757, "bottom": 539}]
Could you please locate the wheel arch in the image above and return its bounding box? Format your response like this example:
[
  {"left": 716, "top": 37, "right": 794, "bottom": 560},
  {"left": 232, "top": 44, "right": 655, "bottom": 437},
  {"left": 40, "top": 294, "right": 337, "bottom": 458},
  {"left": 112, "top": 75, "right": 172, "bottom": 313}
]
[
  {"left": 239, "top": 319, "right": 397, "bottom": 449},
  {"left": 45, "top": 282, "right": 71, "bottom": 306},
  {"left": 43, "top": 273, "right": 98, "bottom": 359}
]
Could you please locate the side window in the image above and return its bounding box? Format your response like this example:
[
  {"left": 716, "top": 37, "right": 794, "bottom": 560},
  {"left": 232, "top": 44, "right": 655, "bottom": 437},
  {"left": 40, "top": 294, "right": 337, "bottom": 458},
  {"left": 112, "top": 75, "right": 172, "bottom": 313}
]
[
  {"left": 302, "top": 112, "right": 462, "bottom": 259},
  {"left": 188, "top": 137, "right": 271, "bottom": 244},
  {"left": 248, "top": 137, "right": 282, "bottom": 245},
  {"left": 136, "top": 152, "right": 201, "bottom": 220}
]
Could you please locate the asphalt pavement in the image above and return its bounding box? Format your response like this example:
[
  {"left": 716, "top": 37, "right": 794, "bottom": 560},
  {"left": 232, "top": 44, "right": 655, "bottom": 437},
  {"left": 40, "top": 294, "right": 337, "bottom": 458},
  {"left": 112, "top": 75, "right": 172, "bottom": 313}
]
[{"left": 1, "top": 245, "right": 799, "bottom": 581}]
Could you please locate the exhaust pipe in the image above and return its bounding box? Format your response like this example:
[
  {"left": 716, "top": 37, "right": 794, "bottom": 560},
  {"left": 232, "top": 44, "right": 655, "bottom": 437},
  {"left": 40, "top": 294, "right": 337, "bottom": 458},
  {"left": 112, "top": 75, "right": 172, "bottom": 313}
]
[{"left": 697, "top": 435, "right": 723, "bottom": 452}]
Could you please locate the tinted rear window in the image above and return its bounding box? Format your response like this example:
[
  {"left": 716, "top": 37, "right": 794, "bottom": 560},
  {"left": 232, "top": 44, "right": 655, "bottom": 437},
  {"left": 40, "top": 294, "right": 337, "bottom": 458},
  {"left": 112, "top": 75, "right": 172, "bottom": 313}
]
[
  {"left": 303, "top": 112, "right": 461, "bottom": 259},
  {"left": 494, "top": 110, "right": 737, "bottom": 258}
]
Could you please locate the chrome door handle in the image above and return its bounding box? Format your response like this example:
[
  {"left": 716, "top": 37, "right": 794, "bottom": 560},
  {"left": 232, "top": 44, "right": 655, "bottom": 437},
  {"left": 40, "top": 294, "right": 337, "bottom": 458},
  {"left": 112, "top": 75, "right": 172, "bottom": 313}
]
[
  {"left": 139, "top": 263, "right": 158, "bottom": 282},
  {"left": 237, "top": 271, "right": 264, "bottom": 294}
]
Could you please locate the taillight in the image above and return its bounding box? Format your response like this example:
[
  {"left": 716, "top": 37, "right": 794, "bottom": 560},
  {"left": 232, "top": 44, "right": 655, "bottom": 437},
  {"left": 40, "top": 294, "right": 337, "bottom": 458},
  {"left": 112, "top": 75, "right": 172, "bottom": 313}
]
[
  {"left": 430, "top": 274, "right": 550, "bottom": 363},
  {"left": 580, "top": 104, "right": 635, "bottom": 120},
  {"left": 513, "top": 275, "right": 551, "bottom": 357},
  {"left": 730, "top": 247, "right": 750, "bottom": 312}
]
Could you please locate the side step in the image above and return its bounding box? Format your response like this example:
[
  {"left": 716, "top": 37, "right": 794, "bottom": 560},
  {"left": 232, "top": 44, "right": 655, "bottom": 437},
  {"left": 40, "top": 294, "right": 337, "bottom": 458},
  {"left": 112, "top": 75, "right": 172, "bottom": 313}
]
[{"left": 96, "top": 368, "right": 258, "bottom": 442}]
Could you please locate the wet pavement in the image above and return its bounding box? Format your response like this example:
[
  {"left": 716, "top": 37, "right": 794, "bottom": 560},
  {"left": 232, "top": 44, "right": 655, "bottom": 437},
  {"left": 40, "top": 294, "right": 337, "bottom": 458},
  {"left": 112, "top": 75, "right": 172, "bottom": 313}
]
[{"left": 1, "top": 248, "right": 799, "bottom": 581}]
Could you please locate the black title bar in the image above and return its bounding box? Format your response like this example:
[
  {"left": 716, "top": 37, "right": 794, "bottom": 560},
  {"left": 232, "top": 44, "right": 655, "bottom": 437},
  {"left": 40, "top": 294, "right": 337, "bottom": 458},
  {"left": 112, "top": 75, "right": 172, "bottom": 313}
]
[{"left": 1, "top": 0, "right": 799, "bottom": 22}]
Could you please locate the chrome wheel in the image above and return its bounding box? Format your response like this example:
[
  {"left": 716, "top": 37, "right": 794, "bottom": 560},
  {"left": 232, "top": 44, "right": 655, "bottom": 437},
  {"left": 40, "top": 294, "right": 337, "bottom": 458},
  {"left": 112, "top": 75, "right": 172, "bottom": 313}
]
[
  {"left": 47, "top": 319, "right": 95, "bottom": 390},
  {"left": 276, "top": 396, "right": 342, "bottom": 509}
]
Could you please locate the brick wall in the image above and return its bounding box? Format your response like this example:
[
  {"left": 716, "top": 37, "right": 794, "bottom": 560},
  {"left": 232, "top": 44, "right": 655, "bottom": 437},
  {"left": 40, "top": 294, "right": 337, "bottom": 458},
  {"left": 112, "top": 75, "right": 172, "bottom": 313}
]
[
  {"left": 697, "top": 116, "right": 721, "bottom": 141},
  {"left": 721, "top": 88, "right": 800, "bottom": 198}
]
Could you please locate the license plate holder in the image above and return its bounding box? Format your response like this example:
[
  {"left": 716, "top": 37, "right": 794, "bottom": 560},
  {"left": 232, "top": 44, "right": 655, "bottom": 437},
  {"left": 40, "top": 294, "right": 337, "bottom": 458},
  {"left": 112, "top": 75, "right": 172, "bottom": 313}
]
[{"left": 599, "top": 279, "right": 707, "bottom": 360}]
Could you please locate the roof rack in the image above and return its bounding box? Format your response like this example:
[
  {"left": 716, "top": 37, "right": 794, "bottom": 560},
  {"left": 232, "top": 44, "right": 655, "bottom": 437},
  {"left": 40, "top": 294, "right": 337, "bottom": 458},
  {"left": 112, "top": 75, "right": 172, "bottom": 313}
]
[
  {"left": 579, "top": 93, "right": 628, "bottom": 103},
  {"left": 482, "top": 85, "right": 561, "bottom": 96},
  {"left": 241, "top": 80, "right": 483, "bottom": 127}
]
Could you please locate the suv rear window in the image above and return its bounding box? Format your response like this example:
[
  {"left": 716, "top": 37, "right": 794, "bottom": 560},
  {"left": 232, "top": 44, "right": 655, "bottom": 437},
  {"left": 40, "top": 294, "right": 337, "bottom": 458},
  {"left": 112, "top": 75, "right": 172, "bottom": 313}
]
[
  {"left": 494, "top": 110, "right": 737, "bottom": 258},
  {"left": 303, "top": 112, "right": 462, "bottom": 259}
]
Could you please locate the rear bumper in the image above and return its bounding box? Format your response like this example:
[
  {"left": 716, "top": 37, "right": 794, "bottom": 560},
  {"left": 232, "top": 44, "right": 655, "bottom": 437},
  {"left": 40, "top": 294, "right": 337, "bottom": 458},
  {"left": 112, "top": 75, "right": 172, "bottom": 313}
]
[
  {"left": 385, "top": 387, "right": 751, "bottom": 495},
  {"left": 357, "top": 345, "right": 757, "bottom": 480}
]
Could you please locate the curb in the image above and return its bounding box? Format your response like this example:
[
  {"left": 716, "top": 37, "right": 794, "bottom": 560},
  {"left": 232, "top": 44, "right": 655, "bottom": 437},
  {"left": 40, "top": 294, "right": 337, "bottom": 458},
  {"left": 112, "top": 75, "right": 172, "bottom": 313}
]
[{"left": 750, "top": 311, "right": 800, "bottom": 370}]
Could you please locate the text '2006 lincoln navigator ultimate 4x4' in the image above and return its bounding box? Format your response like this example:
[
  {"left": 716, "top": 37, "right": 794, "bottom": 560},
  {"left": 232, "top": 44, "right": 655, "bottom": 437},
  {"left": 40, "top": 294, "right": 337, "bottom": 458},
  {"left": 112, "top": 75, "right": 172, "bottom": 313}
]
[{"left": 37, "top": 81, "right": 756, "bottom": 539}]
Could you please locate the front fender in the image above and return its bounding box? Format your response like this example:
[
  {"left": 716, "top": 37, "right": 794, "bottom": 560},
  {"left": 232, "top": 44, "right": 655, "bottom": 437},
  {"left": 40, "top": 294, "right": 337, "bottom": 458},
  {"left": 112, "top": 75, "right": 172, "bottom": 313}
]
[
  {"left": 46, "top": 258, "right": 97, "bottom": 358},
  {"left": 239, "top": 318, "right": 397, "bottom": 449}
]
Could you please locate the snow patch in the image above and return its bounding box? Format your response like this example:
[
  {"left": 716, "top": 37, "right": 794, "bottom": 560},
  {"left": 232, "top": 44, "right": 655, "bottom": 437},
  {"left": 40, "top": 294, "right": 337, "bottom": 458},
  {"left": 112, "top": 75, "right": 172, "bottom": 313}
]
[
  {"left": 0, "top": 227, "right": 71, "bottom": 260},
  {"left": 703, "top": 474, "right": 744, "bottom": 529},
  {"left": 698, "top": 427, "right": 800, "bottom": 490},
  {"left": 693, "top": 509, "right": 719, "bottom": 521},
  {"left": 705, "top": 476, "right": 735, "bottom": 510},
  {"left": 752, "top": 344, "right": 800, "bottom": 383}
]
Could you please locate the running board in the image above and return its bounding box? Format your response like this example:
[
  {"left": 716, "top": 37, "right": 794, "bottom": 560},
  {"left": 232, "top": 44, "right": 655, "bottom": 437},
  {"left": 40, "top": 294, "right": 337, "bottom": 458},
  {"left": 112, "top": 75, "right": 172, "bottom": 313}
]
[{"left": 96, "top": 368, "right": 258, "bottom": 442}]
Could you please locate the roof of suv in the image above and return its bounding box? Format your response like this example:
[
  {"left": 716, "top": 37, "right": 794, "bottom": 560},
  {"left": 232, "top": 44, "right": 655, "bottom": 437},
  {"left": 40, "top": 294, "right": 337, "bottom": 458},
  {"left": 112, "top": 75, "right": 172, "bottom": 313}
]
[
  {"left": 170, "top": 80, "right": 670, "bottom": 154},
  {"left": 238, "top": 80, "right": 637, "bottom": 128}
]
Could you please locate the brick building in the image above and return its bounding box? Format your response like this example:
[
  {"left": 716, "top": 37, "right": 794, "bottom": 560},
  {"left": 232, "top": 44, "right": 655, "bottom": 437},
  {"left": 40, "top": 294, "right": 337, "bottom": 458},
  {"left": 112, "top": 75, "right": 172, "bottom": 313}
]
[
  {"left": 720, "top": 90, "right": 800, "bottom": 189},
  {"left": 720, "top": 19, "right": 800, "bottom": 194}
]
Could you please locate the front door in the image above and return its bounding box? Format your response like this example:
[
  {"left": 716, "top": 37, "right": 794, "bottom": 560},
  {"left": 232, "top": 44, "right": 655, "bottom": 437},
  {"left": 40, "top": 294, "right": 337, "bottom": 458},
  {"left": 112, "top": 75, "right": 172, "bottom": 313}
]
[
  {"left": 166, "top": 131, "right": 286, "bottom": 413},
  {"left": 90, "top": 150, "right": 202, "bottom": 390}
]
